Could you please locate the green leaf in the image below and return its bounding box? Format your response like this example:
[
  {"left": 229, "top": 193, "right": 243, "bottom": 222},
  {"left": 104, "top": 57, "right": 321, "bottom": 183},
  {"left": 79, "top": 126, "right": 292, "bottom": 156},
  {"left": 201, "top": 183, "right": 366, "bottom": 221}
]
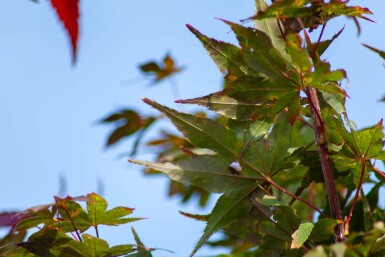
[
  {"left": 304, "top": 246, "right": 328, "bottom": 257},
  {"left": 320, "top": 91, "right": 346, "bottom": 115},
  {"left": 55, "top": 200, "right": 91, "bottom": 232},
  {"left": 291, "top": 222, "right": 314, "bottom": 249},
  {"left": 306, "top": 62, "right": 347, "bottom": 96},
  {"left": 82, "top": 234, "right": 110, "bottom": 257},
  {"left": 362, "top": 44, "right": 385, "bottom": 61},
  {"left": 17, "top": 229, "right": 87, "bottom": 257},
  {"left": 224, "top": 21, "right": 287, "bottom": 78},
  {"left": 286, "top": 33, "right": 312, "bottom": 73},
  {"left": 241, "top": 113, "right": 295, "bottom": 177},
  {"left": 0, "top": 230, "right": 27, "bottom": 255},
  {"left": 142, "top": 98, "right": 242, "bottom": 160},
  {"left": 309, "top": 219, "right": 339, "bottom": 242},
  {"left": 176, "top": 93, "right": 263, "bottom": 121},
  {"left": 86, "top": 193, "right": 142, "bottom": 227},
  {"left": 131, "top": 228, "right": 152, "bottom": 257},
  {"left": 14, "top": 208, "right": 55, "bottom": 232},
  {"left": 190, "top": 185, "right": 256, "bottom": 257},
  {"left": 324, "top": 111, "right": 385, "bottom": 185},
  {"left": 264, "top": 206, "right": 301, "bottom": 239},
  {"left": 223, "top": 21, "right": 303, "bottom": 123},
  {"left": 130, "top": 156, "right": 257, "bottom": 193},
  {"left": 255, "top": 206, "right": 302, "bottom": 256},
  {"left": 249, "top": 1, "right": 373, "bottom": 29},
  {"left": 254, "top": 0, "right": 286, "bottom": 57},
  {"left": 108, "top": 244, "right": 136, "bottom": 256},
  {"left": 186, "top": 24, "right": 249, "bottom": 78},
  {"left": 224, "top": 77, "right": 300, "bottom": 124}
]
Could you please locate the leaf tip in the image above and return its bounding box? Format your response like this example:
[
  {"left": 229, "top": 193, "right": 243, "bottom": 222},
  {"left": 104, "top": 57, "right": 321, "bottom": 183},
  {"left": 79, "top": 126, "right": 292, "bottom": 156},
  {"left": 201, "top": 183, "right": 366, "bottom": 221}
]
[
  {"left": 141, "top": 97, "right": 152, "bottom": 104},
  {"left": 186, "top": 24, "right": 200, "bottom": 35}
]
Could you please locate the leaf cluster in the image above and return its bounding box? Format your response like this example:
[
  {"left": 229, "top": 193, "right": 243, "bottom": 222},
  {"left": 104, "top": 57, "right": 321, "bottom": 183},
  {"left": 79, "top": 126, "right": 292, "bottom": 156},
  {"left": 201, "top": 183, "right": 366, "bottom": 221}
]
[
  {"left": 128, "top": 1, "right": 385, "bottom": 256},
  {"left": 0, "top": 193, "right": 157, "bottom": 257}
]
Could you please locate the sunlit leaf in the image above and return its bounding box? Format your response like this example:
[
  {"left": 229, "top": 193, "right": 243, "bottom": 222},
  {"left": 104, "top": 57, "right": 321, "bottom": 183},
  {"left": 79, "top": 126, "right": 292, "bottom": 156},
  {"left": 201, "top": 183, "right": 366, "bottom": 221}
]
[
  {"left": 254, "top": 0, "right": 286, "bottom": 57},
  {"left": 291, "top": 222, "right": 314, "bottom": 249},
  {"left": 86, "top": 193, "right": 142, "bottom": 227},
  {"left": 82, "top": 234, "right": 110, "bottom": 257}
]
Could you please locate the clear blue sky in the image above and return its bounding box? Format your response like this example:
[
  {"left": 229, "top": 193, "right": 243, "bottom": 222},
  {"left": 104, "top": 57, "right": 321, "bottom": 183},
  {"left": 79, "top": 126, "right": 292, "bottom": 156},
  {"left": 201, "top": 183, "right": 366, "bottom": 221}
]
[{"left": 0, "top": 1, "right": 384, "bottom": 256}]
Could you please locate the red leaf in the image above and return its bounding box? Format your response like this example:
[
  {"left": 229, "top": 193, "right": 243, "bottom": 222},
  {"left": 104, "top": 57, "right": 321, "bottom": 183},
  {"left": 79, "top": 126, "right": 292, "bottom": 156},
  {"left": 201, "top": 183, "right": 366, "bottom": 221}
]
[{"left": 50, "top": 0, "right": 79, "bottom": 64}]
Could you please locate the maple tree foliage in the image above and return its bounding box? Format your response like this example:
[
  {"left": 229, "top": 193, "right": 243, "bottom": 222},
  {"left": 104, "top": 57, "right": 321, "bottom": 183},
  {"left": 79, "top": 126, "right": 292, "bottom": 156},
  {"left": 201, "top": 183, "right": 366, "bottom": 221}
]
[{"left": 2, "top": 1, "right": 385, "bottom": 257}]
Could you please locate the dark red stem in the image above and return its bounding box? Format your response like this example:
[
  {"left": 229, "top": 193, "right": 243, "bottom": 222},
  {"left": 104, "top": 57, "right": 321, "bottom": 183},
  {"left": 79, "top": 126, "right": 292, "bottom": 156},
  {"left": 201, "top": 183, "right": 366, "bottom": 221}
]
[
  {"left": 306, "top": 87, "right": 345, "bottom": 242},
  {"left": 311, "top": 23, "right": 326, "bottom": 57},
  {"left": 60, "top": 205, "right": 83, "bottom": 242}
]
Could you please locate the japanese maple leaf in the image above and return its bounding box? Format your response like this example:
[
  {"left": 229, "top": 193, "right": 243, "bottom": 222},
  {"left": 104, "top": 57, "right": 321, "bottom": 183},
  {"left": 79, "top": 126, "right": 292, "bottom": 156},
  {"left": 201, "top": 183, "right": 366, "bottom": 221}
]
[{"left": 50, "top": 0, "right": 79, "bottom": 64}]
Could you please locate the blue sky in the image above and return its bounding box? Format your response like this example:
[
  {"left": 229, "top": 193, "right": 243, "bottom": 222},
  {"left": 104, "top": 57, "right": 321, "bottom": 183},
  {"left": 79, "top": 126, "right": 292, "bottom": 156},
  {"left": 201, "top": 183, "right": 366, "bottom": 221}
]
[{"left": 0, "top": 1, "right": 384, "bottom": 256}]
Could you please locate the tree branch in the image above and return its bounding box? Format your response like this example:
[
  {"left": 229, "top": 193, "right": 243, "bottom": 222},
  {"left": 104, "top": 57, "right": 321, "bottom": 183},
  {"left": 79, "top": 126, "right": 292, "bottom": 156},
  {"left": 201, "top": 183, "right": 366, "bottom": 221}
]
[{"left": 306, "top": 87, "right": 345, "bottom": 242}]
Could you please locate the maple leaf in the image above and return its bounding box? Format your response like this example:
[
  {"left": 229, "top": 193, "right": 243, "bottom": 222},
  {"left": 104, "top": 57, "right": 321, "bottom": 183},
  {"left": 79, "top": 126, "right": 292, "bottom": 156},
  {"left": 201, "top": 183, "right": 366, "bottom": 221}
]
[
  {"left": 139, "top": 54, "right": 184, "bottom": 84},
  {"left": 50, "top": 0, "right": 79, "bottom": 64}
]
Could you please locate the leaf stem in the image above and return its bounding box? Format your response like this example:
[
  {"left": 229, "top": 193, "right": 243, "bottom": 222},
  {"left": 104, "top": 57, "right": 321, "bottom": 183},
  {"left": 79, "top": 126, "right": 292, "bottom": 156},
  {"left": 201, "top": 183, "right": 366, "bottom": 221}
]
[
  {"left": 95, "top": 225, "right": 100, "bottom": 238},
  {"left": 59, "top": 204, "right": 83, "bottom": 242},
  {"left": 266, "top": 177, "right": 327, "bottom": 218},
  {"left": 305, "top": 87, "right": 345, "bottom": 242},
  {"left": 296, "top": 116, "right": 314, "bottom": 129},
  {"left": 276, "top": 19, "right": 287, "bottom": 42},
  {"left": 346, "top": 160, "right": 366, "bottom": 226},
  {"left": 371, "top": 164, "right": 385, "bottom": 179},
  {"left": 311, "top": 23, "right": 327, "bottom": 58}
]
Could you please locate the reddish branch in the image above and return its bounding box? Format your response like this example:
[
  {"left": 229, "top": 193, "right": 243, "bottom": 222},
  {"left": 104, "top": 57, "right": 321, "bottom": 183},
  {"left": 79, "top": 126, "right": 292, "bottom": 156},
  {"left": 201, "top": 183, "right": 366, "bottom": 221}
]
[{"left": 305, "top": 87, "right": 345, "bottom": 242}]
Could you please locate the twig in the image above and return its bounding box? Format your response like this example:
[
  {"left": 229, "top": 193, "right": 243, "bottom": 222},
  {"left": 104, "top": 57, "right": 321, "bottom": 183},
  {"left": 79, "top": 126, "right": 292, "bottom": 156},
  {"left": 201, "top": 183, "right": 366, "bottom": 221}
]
[{"left": 266, "top": 177, "right": 327, "bottom": 218}]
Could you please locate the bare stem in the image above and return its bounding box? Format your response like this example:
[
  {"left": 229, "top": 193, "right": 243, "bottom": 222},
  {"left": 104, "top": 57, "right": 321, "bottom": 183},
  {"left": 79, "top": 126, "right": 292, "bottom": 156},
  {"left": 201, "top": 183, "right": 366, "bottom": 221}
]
[{"left": 306, "top": 87, "right": 345, "bottom": 242}]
